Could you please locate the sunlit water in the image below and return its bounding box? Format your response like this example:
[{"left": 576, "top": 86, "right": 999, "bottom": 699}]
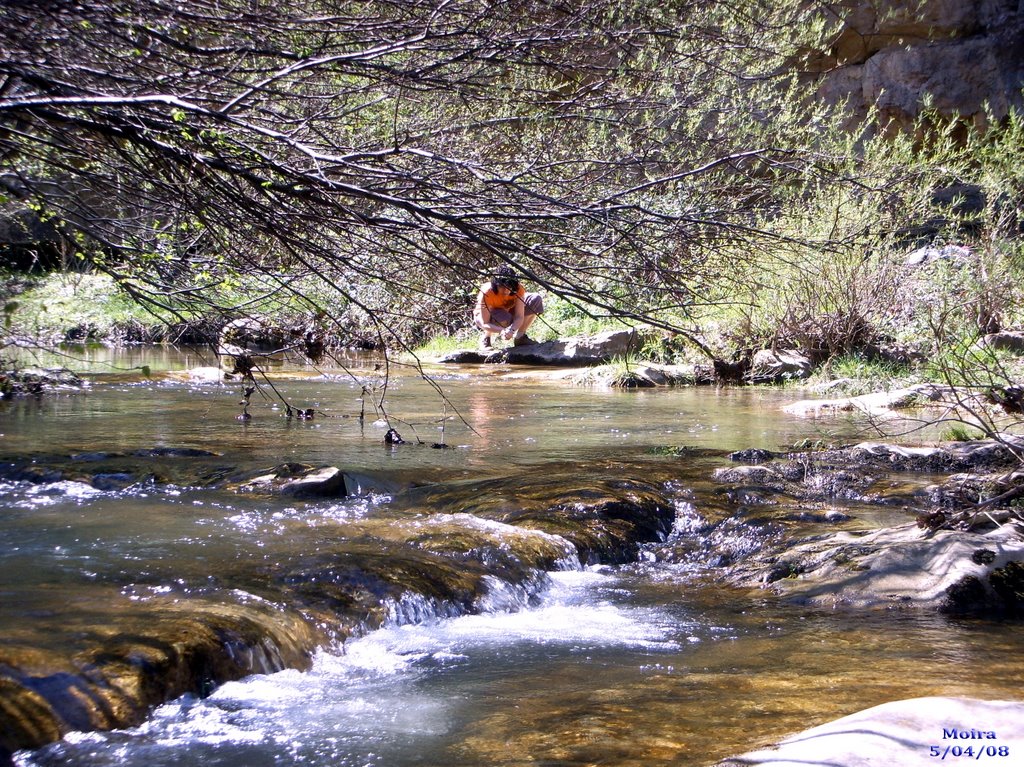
[{"left": 3, "top": 348, "right": 1022, "bottom": 766}]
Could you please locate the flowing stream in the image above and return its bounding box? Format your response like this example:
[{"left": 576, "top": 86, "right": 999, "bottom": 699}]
[{"left": 2, "top": 348, "right": 1022, "bottom": 766}]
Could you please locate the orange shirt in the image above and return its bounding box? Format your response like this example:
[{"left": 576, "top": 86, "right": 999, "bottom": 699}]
[{"left": 480, "top": 281, "right": 524, "bottom": 313}]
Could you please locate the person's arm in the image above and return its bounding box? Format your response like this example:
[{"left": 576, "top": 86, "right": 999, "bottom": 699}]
[{"left": 506, "top": 291, "right": 526, "bottom": 337}]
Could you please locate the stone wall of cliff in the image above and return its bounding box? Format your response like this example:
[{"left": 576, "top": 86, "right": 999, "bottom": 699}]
[{"left": 809, "top": 0, "right": 1024, "bottom": 130}]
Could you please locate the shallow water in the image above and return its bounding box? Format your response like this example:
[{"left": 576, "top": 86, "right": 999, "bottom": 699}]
[{"left": 3, "top": 349, "right": 1022, "bottom": 766}]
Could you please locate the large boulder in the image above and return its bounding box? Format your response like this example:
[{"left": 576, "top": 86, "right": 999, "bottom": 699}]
[
  {"left": 863, "top": 37, "right": 1014, "bottom": 127},
  {"left": 218, "top": 317, "right": 291, "bottom": 358},
  {"left": 507, "top": 328, "right": 651, "bottom": 364},
  {"left": 438, "top": 328, "right": 656, "bottom": 367},
  {"left": 719, "top": 697, "right": 1024, "bottom": 767},
  {"left": 979, "top": 331, "right": 1024, "bottom": 354},
  {"left": 748, "top": 349, "right": 813, "bottom": 383}
]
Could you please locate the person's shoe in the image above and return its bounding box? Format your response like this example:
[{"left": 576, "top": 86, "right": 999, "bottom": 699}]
[
  {"left": 513, "top": 334, "right": 535, "bottom": 347},
  {"left": 480, "top": 335, "right": 492, "bottom": 350}
]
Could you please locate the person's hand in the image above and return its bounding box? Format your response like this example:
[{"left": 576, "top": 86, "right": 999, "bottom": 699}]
[{"left": 502, "top": 327, "right": 516, "bottom": 340}]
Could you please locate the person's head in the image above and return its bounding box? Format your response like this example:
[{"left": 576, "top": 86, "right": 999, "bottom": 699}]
[{"left": 491, "top": 265, "right": 519, "bottom": 293}]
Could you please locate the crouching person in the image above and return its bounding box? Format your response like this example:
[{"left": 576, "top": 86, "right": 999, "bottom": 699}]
[{"left": 473, "top": 265, "right": 544, "bottom": 349}]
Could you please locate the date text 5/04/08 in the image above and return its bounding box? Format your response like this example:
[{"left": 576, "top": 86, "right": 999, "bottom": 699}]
[
  {"left": 929, "top": 745, "right": 1009, "bottom": 759},
  {"left": 930, "top": 730, "right": 1008, "bottom": 760}
]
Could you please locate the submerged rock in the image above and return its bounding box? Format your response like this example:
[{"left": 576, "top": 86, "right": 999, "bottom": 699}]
[
  {"left": 719, "top": 697, "right": 1024, "bottom": 767},
  {"left": 0, "top": 463, "right": 679, "bottom": 759},
  {"left": 129, "top": 447, "right": 220, "bottom": 458},
  {"left": 407, "top": 473, "right": 677, "bottom": 565},
  {"left": 712, "top": 464, "right": 789, "bottom": 487},
  {"left": 276, "top": 518, "right": 573, "bottom": 628},
  {"left": 0, "top": 596, "right": 321, "bottom": 762},
  {"left": 0, "top": 447, "right": 225, "bottom": 491},
  {"left": 0, "top": 513, "right": 571, "bottom": 758}
]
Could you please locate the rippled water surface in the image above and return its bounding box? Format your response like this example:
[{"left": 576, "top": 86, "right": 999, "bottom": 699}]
[{"left": 4, "top": 349, "right": 1023, "bottom": 766}]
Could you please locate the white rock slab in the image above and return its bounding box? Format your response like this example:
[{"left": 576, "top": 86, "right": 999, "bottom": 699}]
[
  {"left": 767, "top": 521, "right": 1024, "bottom": 610},
  {"left": 783, "top": 384, "right": 956, "bottom": 417},
  {"left": 720, "top": 697, "right": 1024, "bottom": 767}
]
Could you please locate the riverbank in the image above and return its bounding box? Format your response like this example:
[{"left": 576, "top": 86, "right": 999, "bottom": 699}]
[{"left": 9, "top": 268, "right": 1024, "bottom": 393}]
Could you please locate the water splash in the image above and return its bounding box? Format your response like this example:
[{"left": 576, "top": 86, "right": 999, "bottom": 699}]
[{"left": 17, "top": 570, "right": 683, "bottom": 767}]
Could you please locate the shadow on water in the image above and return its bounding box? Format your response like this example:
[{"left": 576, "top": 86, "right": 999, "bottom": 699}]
[{"left": 1, "top": 349, "right": 1022, "bottom": 766}]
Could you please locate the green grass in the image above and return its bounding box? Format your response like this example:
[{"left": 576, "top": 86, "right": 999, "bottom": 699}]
[
  {"left": 940, "top": 424, "right": 985, "bottom": 442},
  {"left": 806, "top": 353, "right": 918, "bottom": 395},
  {"left": 529, "top": 294, "right": 635, "bottom": 340},
  {"left": 5, "top": 272, "right": 159, "bottom": 341},
  {"left": 412, "top": 332, "right": 472, "bottom": 356}
]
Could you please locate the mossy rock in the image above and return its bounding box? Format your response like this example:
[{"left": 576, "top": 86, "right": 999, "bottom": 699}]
[
  {"left": 406, "top": 474, "right": 675, "bottom": 565},
  {"left": 989, "top": 560, "right": 1024, "bottom": 612},
  {"left": 0, "top": 598, "right": 321, "bottom": 756}
]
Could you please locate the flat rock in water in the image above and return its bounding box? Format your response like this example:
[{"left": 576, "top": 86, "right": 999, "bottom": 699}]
[
  {"left": 179, "top": 366, "right": 226, "bottom": 383},
  {"left": 783, "top": 383, "right": 956, "bottom": 417},
  {"left": 129, "top": 447, "right": 220, "bottom": 458},
  {"left": 816, "top": 438, "right": 1024, "bottom": 473},
  {"left": 1, "top": 367, "right": 85, "bottom": 394},
  {"left": 719, "top": 697, "right": 1024, "bottom": 767},
  {"left": 436, "top": 349, "right": 491, "bottom": 363},
  {"left": 748, "top": 521, "right": 1024, "bottom": 614},
  {"left": 568, "top": 362, "right": 698, "bottom": 387}
]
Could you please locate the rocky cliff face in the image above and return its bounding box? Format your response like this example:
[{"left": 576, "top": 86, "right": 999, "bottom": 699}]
[{"left": 809, "top": 0, "right": 1024, "bottom": 130}]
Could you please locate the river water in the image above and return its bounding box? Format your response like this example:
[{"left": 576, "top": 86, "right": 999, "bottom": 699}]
[{"left": 3, "top": 348, "right": 1022, "bottom": 766}]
